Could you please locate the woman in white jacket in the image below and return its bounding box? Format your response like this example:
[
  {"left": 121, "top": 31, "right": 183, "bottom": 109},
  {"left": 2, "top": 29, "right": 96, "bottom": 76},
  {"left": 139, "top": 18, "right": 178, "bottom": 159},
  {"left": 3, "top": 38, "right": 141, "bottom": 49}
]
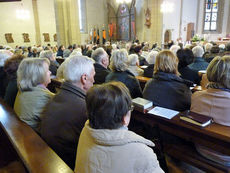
[{"left": 75, "top": 81, "right": 164, "bottom": 173}]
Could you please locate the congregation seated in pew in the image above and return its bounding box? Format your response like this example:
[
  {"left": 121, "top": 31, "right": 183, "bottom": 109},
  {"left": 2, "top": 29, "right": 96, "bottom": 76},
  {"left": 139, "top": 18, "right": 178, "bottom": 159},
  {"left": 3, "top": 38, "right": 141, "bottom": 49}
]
[
  {"left": 191, "top": 55, "right": 230, "bottom": 166},
  {"left": 14, "top": 58, "right": 54, "bottom": 132},
  {"left": 75, "top": 81, "right": 164, "bottom": 173},
  {"left": 41, "top": 55, "right": 95, "bottom": 169},
  {"left": 3, "top": 54, "right": 24, "bottom": 107},
  {"left": 143, "top": 50, "right": 192, "bottom": 112},
  {"left": 106, "top": 49, "right": 143, "bottom": 98}
]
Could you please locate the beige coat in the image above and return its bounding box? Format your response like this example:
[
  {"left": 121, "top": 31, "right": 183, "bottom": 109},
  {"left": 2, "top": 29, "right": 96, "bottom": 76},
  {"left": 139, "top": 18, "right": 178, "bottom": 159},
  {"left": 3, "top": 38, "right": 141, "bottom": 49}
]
[
  {"left": 14, "top": 86, "right": 54, "bottom": 132},
  {"left": 191, "top": 88, "right": 230, "bottom": 126},
  {"left": 191, "top": 88, "right": 230, "bottom": 165},
  {"left": 75, "top": 120, "right": 164, "bottom": 173}
]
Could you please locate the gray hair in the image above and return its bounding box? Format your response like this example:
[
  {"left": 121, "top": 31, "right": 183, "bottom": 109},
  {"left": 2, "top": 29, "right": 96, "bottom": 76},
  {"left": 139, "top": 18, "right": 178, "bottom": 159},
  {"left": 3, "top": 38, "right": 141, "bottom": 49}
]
[
  {"left": 128, "top": 54, "right": 139, "bottom": 66},
  {"left": 204, "top": 43, "right": 213, "bottom": 52},
  {"left": 0, "top": 50, "right": 13, "bottom": 67},
  {"left": 109, "top": 49, "right": 128, "bottom": 72},
  {"left": 70, "top": 50, "right": 82, "bottom": 57},
  {"left": 146, "top": 51, "right": 158, "bottom": 64},
  {"left": 170, "top": 45, "right": 181, "bottom": 55},
  {"left": 91, "top": 47, "right": 105, "bottom": 63},
  {"left": 39, "top": 50, "right": 53, "bottom": 60},
  {"left": 207, "top": 56, "right": 230, "bottom": 89},
  {"left": 17, "top": 58, "right": 50, "bottom": 91},
  {"left": 63, "top": 56, "right": 94, "bottom": 83},
  {"left": 192, "top": 46, "right": 204, "bottom": 57}
]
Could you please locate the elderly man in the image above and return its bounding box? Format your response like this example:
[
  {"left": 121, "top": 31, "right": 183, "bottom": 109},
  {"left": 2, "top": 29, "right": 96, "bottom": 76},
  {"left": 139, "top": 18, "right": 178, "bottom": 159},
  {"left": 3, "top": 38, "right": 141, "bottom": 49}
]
[
  {"left": 189, "top": 46, "right": 209, "bottom": 72},
  {"left": 40, "top": 56, "right": 95, "bottom": 169},
  {"left": 91, "top": 47, "right": 110, "bottom": 84}
]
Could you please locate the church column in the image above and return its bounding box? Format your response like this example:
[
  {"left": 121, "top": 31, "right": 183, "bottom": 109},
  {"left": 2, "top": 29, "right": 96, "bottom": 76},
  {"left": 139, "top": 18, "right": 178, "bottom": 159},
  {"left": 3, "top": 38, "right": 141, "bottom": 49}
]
[
  {"left": 54, "top": 0, "right": 81, "bottom": 47},
  {"left": 32, "top": 0, "right": 41, "bottom": 45}
]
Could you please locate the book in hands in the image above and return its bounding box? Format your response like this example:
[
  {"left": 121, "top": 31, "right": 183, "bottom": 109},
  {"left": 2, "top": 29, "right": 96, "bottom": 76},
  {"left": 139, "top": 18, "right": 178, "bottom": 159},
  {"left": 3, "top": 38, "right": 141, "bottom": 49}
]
[
  {"left": 132, "top": 97, "right": 153, "bottom": 111},
  {"left": 180, "top": 111, "right": 213, "bottom": 127}
]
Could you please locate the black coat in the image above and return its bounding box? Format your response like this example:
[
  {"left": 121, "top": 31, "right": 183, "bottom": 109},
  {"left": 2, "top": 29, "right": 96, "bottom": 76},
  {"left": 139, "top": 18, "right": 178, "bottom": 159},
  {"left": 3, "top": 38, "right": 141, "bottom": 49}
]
[
  {"left": 143, "top": 72, "right": 192, "bottom": 111},
  {"left": 41, "top": 82, "right": 87, "bottom": 169},
  {"left": 105, "top": 70, "right": 142, "bottom": 98},
  {"left": 94, "top": 63, "right": 110, "bottom": 84},
  {"left": 0, "top": 67, "right": 8, "bottom": 98},
  {"left": 179, "top": 66, "right": 201, "bottom": 85},
  {"left": 4, "top": 79, "right": 18, "bottom": 107},
  {"left": 144, "top": 64, "right": 154, "bottom": 78}
]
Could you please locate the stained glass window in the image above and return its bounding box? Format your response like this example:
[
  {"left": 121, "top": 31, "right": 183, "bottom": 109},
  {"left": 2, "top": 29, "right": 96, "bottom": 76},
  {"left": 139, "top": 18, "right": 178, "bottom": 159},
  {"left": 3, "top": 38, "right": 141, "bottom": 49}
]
[{"left": 204, "top": 0, "right": 218, "bottom": 31}]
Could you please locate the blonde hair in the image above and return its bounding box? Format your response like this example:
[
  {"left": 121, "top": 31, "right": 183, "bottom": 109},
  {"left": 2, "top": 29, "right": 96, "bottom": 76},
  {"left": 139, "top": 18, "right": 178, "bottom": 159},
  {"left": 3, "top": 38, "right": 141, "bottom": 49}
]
[
  {"left": 17, "top": 58, "right": 50, "bottom": 91},
  {"left": 207, "top": 56, "right": 230, "bottom": 89},
  {"left": 109, "top": 49, "right": 128, "bottom": 72},
  {"left": 154, "top": 50, "right": 179, "bottom": 75}
]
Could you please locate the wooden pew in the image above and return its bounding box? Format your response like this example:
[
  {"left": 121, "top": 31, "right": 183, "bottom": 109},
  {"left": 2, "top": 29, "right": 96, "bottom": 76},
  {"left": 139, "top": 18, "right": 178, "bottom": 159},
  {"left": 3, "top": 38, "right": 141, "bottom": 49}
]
[
  {"left": 135, "top": 76, "right": 151, "bottom": 90},
  {"left": 131, "top": 110, "right": 230, "bottom": 172},
  {"left": 0, "top": 99, "right": 74, "bottom": 173}
]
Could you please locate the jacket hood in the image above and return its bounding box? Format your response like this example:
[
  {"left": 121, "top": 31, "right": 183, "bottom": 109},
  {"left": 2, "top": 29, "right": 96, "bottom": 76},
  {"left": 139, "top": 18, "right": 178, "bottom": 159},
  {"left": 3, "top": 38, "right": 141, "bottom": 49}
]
[
  {"left": 153, "top": 71, "right": 193, "bottom": 87},
  {"left": 84, "top": 120, "right": 154, "bottom": 147}
]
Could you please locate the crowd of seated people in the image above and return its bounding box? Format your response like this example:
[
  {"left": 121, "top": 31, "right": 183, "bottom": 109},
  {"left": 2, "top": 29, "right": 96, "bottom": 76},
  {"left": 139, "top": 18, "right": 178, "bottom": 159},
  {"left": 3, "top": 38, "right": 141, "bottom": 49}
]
[{"left": 1, "top": 39, "right": 230, "bottom": 172}]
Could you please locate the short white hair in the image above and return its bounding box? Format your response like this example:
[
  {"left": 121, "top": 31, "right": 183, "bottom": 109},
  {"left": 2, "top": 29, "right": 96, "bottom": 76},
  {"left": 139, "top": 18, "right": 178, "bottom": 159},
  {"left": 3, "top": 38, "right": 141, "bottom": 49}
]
[
  {"left": 170, "top": 45, "right": 181, "bottom": 55},
  {"left": 91, "top": 47, "right": 105, "bottom": 63},
  {"left": 112, "top": 44, "right": 117, "bottom": 50},
  {"left": 0, "top": 50, "right": 13, "bottom": 67},
  {"left": 128, "top": 54, "right": 139, "bottom": 66},
  {"left": 219, "top": 44, "right": 225, "bottom": 50},
  {"left": 63, "top": 56, "right": 94, "bottom": 83},
  {"left": 184, "top": 44, "right": 191, "bottom": 49},
  {"left": 192, "top": 46, "right": 204, "bottom": 57},
  {"left": 39, "top": 50, "right": 53, "bottom": 60},
  {"left": 109, "top": 49, "right": 128, "bottom": 71},
  {"left": 146, "top": 51, "right": 158, "bottom": 64},
  {"left": 204, "top": 43, "right": 213, "bottom": 52},
  {"left": 70, "top": 50, "right": 82, "bottom": 57}
]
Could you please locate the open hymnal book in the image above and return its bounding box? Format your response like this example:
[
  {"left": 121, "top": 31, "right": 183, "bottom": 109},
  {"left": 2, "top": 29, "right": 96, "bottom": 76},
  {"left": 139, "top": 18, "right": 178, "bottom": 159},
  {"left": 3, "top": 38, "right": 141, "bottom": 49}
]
[
  {"left": 148, "top": 106, "right": 179, "bottom": 119},
  {"left": 132, "top": 97, "right": 153, "bottom": 109},
  {"left": 180, "top": 111, "right": 213, "bottom": 127}
]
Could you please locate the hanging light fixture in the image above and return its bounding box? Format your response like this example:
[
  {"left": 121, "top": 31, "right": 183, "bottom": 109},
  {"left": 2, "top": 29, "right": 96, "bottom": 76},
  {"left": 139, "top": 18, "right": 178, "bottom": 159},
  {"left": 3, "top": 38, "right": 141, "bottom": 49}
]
[
  {"left": 160, "top": 1, "right": 174, "bottom": 13},
  {"left": 116, "top": 0, "right": 132, "bottom": 4},
  {"left": 16, "top": 3, "right": 30, "bottom": 20}
]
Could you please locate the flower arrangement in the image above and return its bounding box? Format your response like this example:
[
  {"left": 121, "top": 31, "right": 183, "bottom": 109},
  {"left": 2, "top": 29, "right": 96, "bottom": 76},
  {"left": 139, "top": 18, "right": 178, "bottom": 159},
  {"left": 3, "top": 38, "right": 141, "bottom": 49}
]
[{"left": 191, "top": 34, "right": 204, "bottom": 42}]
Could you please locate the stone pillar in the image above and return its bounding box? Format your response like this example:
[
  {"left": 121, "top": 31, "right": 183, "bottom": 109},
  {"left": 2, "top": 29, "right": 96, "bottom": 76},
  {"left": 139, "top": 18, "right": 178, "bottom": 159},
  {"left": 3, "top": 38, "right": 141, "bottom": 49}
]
[
  {"left": 54, "top": 0, "right": 81, "bottom": 47},
  {"left": 32, "top": 0, "right": 41, "bottom": 45}
]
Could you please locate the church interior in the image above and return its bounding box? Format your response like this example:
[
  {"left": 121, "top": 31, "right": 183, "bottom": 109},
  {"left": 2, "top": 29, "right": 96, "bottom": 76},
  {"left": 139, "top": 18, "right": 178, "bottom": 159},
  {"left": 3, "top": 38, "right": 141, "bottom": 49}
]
[{"left": 1, "top": 0, "right": 230, "bottom": 172}]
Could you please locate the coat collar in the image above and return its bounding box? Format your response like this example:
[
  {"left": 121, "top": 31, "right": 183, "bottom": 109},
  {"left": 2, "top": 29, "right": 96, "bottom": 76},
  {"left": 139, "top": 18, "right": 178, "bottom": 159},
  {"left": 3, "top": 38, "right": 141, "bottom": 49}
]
[
  {"left": 153, "top": 71, "right": 193, "bottom": 86},
  {"left": 84, "top": 120, "right": 154, "bottom": 147},
  {"left": 61, "top": 81, "right": 86, "bottom": 99}
]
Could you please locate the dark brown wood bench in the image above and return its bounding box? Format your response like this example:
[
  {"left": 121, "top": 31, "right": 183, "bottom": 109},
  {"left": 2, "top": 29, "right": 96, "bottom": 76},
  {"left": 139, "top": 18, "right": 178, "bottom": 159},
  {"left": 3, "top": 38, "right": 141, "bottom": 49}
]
[
  {"left": 131, "top": 110, "right": 230, "bottom": 173},
  {"left": 135, "top": 76, "right": 151, "bottom": 90},
  {"left": 0, "top": 99, "right": 74, "bottom": 173}
]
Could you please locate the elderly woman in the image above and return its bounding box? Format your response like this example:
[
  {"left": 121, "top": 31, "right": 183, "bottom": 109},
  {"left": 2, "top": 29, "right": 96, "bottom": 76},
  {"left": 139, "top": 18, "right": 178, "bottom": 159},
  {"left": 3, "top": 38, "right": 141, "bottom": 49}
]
[
  {"left": 144, "top": 51, "right": 158, "bottom": 78},
  {"left": 105, "top": 49, "right": 142, "bottom": 98},
  {"left": 14, "top": 58, "right": 54, "bottom": 132},
  {"left": 75, "top": 81, "right": 163, "bottom": 173},
  {"left": 40, "top": 50, "right": 59, "bottom": 75},
  {"left": 4, "top": 54, "right": 25, "bottom": 107},
  {"left": 143, "top": 50, "right": 192, "bottom": 111},
  {"left": 191, "top": 56, "right": 230, "bottom": 166},
  {"left": 127, "top": 54, "right": 143, "bottom": 76},
  {"left": 188, "top": 46, "right": 209, "bottom": 72}
]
